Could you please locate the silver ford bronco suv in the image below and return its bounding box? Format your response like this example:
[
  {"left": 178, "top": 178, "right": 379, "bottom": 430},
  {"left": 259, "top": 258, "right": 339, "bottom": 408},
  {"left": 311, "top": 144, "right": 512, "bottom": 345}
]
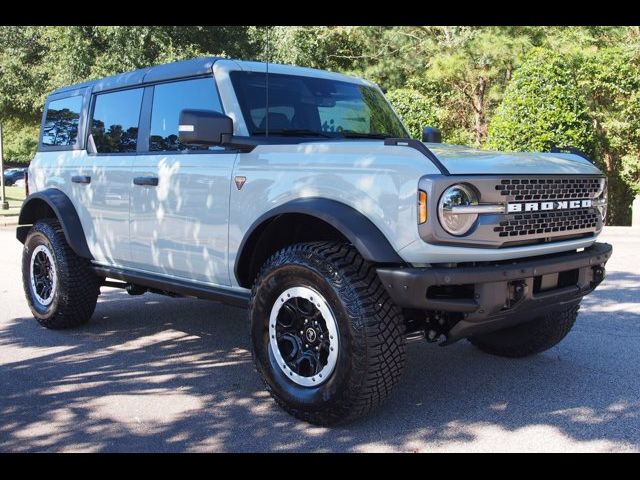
[{"left": 18, "top": 58, "right": 612, "bottom": 424}]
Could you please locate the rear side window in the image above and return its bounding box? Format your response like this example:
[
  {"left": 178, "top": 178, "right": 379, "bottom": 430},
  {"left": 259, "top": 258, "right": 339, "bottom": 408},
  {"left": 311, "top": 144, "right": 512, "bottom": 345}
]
[
  {"left": 149, "top": 77, "right": 223, "bottom": 152},
  {"left": 91, "top": 88, "right": 143, "bottom": 153},
  {"left": 42, "top": 96, "right": 83, "bottom": 147}
]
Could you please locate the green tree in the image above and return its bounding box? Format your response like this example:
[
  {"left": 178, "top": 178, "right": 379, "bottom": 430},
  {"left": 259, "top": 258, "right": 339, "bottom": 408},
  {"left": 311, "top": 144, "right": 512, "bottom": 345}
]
[
  {"left": 251, "top": 26, "right": 369, "bottom": 74},
  {"left": 579, "top": 47, "right": 640, "bottom": 225},
  {"left": 487, "top": 48, "right": 594, "bottom": 155},
  {"left": 0, "top": 26, "right": 48, "bottom": 119},
  {"left": 423, "top": 27, "right": 535, "bottom": 144},
  {"left": 385, "top": 88, "right": 439, "bottom": 139},
  {"left": 1, "top": 117, "right": 39, "bottom": 162}
]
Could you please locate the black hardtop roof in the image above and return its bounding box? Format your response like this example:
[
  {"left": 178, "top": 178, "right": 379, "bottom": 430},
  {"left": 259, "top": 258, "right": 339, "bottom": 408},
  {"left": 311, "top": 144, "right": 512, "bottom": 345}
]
[{"left": 50, "top": 56, "right": 223, "bottom": 96}]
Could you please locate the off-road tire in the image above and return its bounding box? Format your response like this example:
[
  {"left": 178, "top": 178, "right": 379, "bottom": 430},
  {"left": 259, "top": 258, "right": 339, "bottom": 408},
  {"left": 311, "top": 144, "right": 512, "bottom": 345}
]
[
  {"left": 22, "top": 219, "right": 100, "bottom": 329},
  {"left": 468, "top": 303, "right": 580, "bottom": 358},
  {"left": 250, "top": 242, "right": 406, "bottom": 425}
]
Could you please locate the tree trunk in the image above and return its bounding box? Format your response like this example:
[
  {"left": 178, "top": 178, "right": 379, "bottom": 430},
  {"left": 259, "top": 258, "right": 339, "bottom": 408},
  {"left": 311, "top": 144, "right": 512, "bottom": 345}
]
[
  {"left": 443, "top": 26, "right": 451, "bottom": 45},
  {"left": 472, "top": 77, "right": 487, "bottom": 144}
]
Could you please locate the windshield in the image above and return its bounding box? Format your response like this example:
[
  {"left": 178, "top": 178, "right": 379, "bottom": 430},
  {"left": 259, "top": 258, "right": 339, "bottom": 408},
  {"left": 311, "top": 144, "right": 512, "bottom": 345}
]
[{"left": 230, "top": 71, "right": 409, "bottom": 138}]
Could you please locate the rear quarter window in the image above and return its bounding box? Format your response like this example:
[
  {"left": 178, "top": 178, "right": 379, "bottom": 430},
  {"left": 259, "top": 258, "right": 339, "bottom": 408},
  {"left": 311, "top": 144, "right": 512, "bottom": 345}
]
[
  {"left": 41, "top": 96, "right": 83, "bottom": 147},
  {"left": 90, "top": 88, "right": 144, "bottom": 154}
]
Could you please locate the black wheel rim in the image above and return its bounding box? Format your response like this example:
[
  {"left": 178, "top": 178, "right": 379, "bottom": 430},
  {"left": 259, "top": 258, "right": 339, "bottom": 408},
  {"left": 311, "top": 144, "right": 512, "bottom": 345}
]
[
  {"left": 269, "top": 287, "right": 339, "bottom": 387},
  {"left": 30, "top": 245, "right": 57, "bottom": 305}
]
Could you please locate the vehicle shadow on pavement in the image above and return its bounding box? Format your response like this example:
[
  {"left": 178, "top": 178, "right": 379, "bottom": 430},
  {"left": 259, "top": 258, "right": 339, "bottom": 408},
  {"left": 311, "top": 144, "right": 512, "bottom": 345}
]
[{"left": 0, "top": 270, "right": 638, "bottom": 452}]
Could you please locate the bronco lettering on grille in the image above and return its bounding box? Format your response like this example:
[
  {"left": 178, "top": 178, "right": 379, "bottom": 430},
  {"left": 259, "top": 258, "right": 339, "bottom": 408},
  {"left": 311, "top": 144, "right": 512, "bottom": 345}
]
[{"left": 507, "top": 199, "right": 592, "bottom": 213}]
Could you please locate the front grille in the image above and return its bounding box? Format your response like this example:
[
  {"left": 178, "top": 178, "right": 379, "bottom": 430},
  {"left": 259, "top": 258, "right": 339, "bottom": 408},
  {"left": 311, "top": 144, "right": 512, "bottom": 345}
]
[
  {"left": 491, "top": 176, "right": 603, "bottom": 245},
  {"left": 493, "top": 208, "right": 599, "bottom": 238},
  {"left": 495, "top": 177, "right": 601, "bottom": 202}
]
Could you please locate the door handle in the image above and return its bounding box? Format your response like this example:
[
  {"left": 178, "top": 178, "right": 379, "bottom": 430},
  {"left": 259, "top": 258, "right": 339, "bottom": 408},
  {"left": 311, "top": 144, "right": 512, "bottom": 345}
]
[
  {"left": 72, "top": 175, "right": 91, "bottom": 184},
  {"left": 133, "top": 176, "right": 159, "bottom": 187}
]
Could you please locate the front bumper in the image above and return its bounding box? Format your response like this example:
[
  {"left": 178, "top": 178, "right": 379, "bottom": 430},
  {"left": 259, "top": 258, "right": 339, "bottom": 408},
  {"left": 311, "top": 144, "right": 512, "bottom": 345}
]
[{"left": 377, "top": 242, "right": 612, "bottom": 342}]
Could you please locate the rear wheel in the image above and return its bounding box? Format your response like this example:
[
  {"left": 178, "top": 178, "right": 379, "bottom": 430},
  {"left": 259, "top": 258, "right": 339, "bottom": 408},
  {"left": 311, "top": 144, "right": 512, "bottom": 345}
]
[
  {"left": 468, "top": 303, "right": 579, "bottom": 358},
  {"left": 250, "top": 242, "right": 406, "bottom": 425},
  {"left": 22, "top": 219, "right": 100, "bottom": 329}
]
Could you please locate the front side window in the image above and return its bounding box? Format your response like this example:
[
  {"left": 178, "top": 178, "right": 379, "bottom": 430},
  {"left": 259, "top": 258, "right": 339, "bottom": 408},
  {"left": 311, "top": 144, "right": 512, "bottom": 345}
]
[
  {"left": 230, "top": 71, "right": 408, "bottom": 138},
  {"left": 149, "top": 77, "right": 223, "bottom": 151},
  {"left": 42, "top": 96, "right": 83, "bottom": 147},
  {"left": 91, "top": 88, "right": 143, "bottom": 153}
]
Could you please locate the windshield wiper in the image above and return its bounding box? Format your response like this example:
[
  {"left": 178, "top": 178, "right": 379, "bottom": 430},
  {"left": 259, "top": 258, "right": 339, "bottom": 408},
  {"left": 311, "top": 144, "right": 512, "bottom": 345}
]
[
  {"left": 339, "top": 131, "right": 399, "bottom": 139},
  {"left": 253, "top": 129, "right": 331, "bottom": 138}
]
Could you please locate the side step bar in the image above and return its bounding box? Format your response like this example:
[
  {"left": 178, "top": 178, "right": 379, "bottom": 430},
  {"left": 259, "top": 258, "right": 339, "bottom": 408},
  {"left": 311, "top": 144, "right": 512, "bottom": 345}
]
[{"left": 92, "top": 265, "right": 250, "bottom": 308}]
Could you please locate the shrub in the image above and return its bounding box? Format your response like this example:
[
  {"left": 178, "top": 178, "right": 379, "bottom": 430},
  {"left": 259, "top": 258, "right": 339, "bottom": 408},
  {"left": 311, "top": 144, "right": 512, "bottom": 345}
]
[
  {"left": 386, "top": 88, "right": 440, "bottom": 140},
  {"left": 487, "top": 48, "right": 594, "bottom": 155}
]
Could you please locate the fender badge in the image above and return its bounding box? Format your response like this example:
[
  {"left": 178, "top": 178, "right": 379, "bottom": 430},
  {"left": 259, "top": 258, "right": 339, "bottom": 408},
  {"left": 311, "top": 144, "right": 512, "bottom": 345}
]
[{"left": 235, "top": 176, "right": 247, "bottom": 190}]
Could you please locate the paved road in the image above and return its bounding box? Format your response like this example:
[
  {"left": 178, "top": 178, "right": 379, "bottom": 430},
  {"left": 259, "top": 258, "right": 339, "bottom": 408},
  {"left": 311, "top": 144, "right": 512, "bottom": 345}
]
[{"left": 1, "top": 226, "right": 638, "bottom": 452}]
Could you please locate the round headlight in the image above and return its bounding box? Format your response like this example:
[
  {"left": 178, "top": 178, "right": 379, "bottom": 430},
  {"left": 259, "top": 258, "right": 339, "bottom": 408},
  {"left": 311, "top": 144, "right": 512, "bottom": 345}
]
[{"left": 438, "top": 184, "right": 479, "bottom": 236}]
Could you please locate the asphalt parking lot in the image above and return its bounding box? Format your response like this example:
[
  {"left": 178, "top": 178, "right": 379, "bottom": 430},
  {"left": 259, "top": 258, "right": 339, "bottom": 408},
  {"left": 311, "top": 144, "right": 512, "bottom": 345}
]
[{"left": 0, "top": 226, "right": 638, "bottom": 452}]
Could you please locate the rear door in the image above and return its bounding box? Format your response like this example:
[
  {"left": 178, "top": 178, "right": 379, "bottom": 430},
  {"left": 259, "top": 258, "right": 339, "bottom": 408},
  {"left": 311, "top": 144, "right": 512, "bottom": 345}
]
[
  {"left": 69, "top": 88, "right": 144, "bottom": 267},
  {"left": 129, "top": 76, "right": 237, "bottom": 285}
]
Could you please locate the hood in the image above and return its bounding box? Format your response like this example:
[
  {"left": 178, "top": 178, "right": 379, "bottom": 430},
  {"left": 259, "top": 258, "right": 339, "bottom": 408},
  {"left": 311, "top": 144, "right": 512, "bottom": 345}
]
[{"left": 426, "top": 144, "right": 602, "bottom": 176}]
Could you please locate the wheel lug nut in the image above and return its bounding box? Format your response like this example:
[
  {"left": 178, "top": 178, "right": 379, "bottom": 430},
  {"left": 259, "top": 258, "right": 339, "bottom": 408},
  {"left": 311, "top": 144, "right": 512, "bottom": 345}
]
[
  {"left": 305, "top": 344, "right": 309, "bottom": 348},
  {"left": 300, "top": 330, "right": 303, "bottom": 335},
  {"left": 315, "top": 346, "right": 319, "bottom": 351}
]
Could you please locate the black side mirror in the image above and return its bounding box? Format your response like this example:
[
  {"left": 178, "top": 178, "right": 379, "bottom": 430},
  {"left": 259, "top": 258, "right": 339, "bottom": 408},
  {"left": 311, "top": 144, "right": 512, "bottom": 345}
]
[
  {"left": 422, "top": 127, "right": 442, "bottom": 143},
  {"left": 178, "top": 109, "right": 233, "bottom": 146}
]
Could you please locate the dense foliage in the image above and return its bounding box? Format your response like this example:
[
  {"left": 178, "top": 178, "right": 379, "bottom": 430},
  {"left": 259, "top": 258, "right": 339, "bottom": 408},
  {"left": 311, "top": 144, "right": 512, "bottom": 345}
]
[
  {"left": 1, "top": 26, "right": 639, "bottom": 223},
  {"left": 579, "top": 47, "right": 640, "bottom": 225},
  {"left": 487, "top": 48, "right": 594, "bottom": 155},
  {"left": 385, "top": 88, "right": 439, "bottom": 139}
]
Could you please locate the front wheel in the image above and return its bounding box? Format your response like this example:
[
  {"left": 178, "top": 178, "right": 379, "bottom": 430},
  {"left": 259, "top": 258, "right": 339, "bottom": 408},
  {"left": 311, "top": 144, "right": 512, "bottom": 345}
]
[
  {"left": 22, "top": 219, "right": 101, "bottom": 329},
  {"left": 250, "top": 242, "right": 406, "bottom": 425}
]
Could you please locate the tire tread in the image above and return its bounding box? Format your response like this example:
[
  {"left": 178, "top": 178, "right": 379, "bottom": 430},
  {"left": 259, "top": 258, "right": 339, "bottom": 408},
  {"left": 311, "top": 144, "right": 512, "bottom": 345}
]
[
  {"left": 250, "top": 241, "right": 406, "bottom": 424},
  {"left": 22, "top": 219, "right": 100, "bottom": 329}
]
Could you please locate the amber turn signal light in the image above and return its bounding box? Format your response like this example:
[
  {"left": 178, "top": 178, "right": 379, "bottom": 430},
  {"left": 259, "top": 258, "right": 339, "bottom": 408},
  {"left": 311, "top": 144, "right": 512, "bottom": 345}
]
[{"left": 418, "top": 190, "right": 427, "bottom": 224}]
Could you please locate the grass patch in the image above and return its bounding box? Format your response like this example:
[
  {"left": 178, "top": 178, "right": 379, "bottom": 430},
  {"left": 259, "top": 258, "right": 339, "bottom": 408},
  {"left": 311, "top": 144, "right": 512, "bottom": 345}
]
[
  {"left": 5, "top": 186, "right": 26, "bottom": 201},
  {"left": 0, "top": 185, "right": 26, "bottom": 217}
]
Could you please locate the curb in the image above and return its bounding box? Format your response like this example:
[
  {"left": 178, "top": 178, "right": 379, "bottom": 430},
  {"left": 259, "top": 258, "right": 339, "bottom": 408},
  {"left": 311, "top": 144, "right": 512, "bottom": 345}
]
[
  {"left": 0, "top": 216, "right": 19, "bottom": 228},
  {"left": 600, "top": 226, "right": 640, "bottom": 236}
]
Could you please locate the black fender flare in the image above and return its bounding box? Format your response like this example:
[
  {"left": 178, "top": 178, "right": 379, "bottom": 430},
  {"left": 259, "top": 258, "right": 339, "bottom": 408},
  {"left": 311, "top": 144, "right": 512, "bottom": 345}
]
[
  {"left": 16, "top": 188, "right": 93, "bottom": 260},
  {"left": 234, "top": 197, "right": 404, "bottom": 287}
]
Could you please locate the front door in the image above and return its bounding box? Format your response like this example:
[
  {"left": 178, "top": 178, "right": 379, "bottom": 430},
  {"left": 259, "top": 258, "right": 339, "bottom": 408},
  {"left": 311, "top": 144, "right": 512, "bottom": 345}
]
[{"left": 129, "top": 76, "right": 236, "bottom": 286}]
